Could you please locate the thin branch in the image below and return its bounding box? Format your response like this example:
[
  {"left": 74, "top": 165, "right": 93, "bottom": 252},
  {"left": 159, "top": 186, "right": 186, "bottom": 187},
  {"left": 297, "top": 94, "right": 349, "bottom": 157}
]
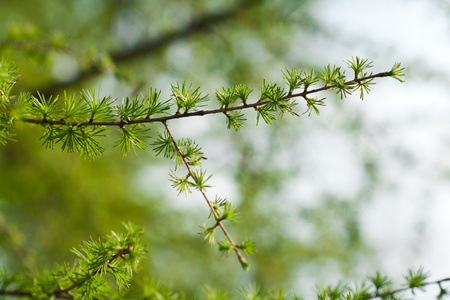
[
  {"left": 162, "top": 121, "right": 247, "bottom": 266},
  {"left": 53, "top": 245, "right": 133, "bottom": 297},
  {"left": 372, "top": 277, "right": 450, "bottom": 299},
  {"left": 0, "top": 245, "right": 133, "bottom": 299},
  {"left": 0, "top": 89, "right": 7, "bottom": 101},
  {"left": 296, "top": 71, "right": 391, "bottom": 97},
  {"left": 37, "top": 0, "right": 259, "bottom": 96},
  {"left": 3, "top": 275, "right": 450, "bottom": 299},
  {"left": 0, "top": 289, "right": 72, "bottom": 299},
  {"left": 0, "top": 290, "right": 36, "bottom": 298},
  {"left": 22, "top": 71, "right": 393, "bottom": 128}
]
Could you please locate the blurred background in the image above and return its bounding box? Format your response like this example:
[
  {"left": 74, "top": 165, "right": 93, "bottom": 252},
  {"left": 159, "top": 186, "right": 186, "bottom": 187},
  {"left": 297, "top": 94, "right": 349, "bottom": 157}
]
[{"left": 0, "top": 0, "right": 449, "bottom": 298}]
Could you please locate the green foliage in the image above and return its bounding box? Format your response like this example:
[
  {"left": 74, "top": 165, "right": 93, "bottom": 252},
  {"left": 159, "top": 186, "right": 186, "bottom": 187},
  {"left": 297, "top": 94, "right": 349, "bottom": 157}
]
[
  {"left": 0, "top": 59, "right": 17, "bottom": 145},
  {"left": 200, "top": 222, "right": 218, "bottom": 245},
  {"left": 256, "top": 80, "right": 297, "bottom": 124},
  {"left": 437, "top": 283, "right": 449, "bottom": 300},
  {"left": 312, "top": 268, "right": 447, "bottom": 299},
  {"left": 404, "top": 267, "right": 428, "bottom": 294},
  {"left": 225, "top": 110, "right": 246, "bottom": 131},
  {"left": 115, "top": 125, "right": 150, "bottom": 157},
  {"left": 133, "top": 278, "right": 186, "bottom": 299},
  {"left": 367, "top": 271, "right": 392, "bottom": 294},
  {"left": 241, "top": 283, "right": 265, "bottom": 300},
  {"left": 234, "top": 84, "right": 253, "bottom": 105},
  {"left": 0, "top": 60, "right": 17, "bottom": 101},
  {"left": 170, "top": 171, "right": 194, "bottom": 195},
  {"left": 0, "top": 57, "right": 405, "bottom": 272},
  {"left": 387, "top": 62, "right": 406, "bottom": 82},
  {"left": 216, "top": 86, "right": 239, "bottom": 109},
  {"left": 346, "top": 57, "right": 373, "bottom": 79},
  {"left": 0, "top": 2, "right": 438, "bottom": 300},
  {"left": 153, "top": 131, "right": 177, "bottom": 160},
  {"left": 143, "top": 88, "right": 171, "bottom": 118},
  {"left": 216, "top": 84, "right": 252, "bottom": 130},
  {"left": 0, "top": 114, "right": 15, "bottom": 146},
  {"left": 283, "top": 67, "right": 303, "bottom": 94},
  {"left": 217, "top": 201, "right": 239, "bottom": 223},
  {"left": 53, "top": 125, "right": 106, "bottom": 159},
  {"left": 218, "top": 239, "right": 234, "bottom": 255},
  {"left": 0, "top": 57, "right": 404, "bottom": 161},
  {"left": 116, "top": 96, "right": 147, "bottom": 123},
  {"left": 28, "top": 93, "right": 60, "bottom": 120},
  {"left": 172, "top": 81, "right": 209, "bottom": 114},
  {"left": 316, "top": 283, "right": 347, "bottom": 300},
  {"left": 204, "top": 286, "right": 229, "bottom": 300},
  {"left": 82, "top": 89, "right": 115, "bottom": 123},
  {"left": 0, "top": 40, "right": 418, "bottom": 297},
  {"left": 304, "top": 97, "right": 325, "bottom": 116},
  {"left": 62, "top": 92, "right": 89, "bottom": 122},
  {"left": 17, "top": 233, "right": 448, "bottom": 299},
  {"left": 153, "top": 132, "right": 205, "bottom": 168},
  {"left": 0, "top": 223, "right": 145, "bottom": 299},
  {"left": 239, "top": 239, "right": 256, "bottom": 256}
]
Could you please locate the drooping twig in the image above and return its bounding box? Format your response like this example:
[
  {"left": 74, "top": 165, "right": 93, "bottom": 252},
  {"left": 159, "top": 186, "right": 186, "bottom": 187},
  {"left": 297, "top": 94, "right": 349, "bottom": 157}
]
[{"left": 162, "top": 121, "right": 248, "bottom": 267}]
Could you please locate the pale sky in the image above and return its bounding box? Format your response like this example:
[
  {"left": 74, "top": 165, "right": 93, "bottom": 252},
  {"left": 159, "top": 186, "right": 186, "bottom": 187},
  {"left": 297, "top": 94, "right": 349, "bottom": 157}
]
[{"left": 304, "top": 0, "right": 450, "bottom": 298}]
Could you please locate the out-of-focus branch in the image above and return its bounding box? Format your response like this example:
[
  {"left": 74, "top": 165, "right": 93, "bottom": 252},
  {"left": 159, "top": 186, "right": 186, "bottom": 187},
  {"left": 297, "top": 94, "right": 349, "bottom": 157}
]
[
  {"left": 38, "top": 0, "right": 260, "bottom": 96},
  {"left": 0, "top": 214, "right": 29, "bottom": 269}
]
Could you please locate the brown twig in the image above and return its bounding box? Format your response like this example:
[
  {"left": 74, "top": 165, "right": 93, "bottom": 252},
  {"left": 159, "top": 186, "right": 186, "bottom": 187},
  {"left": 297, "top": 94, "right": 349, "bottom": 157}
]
[
  {"left": 3, "top": 274, "right": 450, "bottom": 299},
  {"left": 162, "top": 121, "right": 247, "bottom": 267},
  {"left": 22, "top": 71, "right": 392, "bottom": 128},
  {"left": 371, "top": 277, "right": 450, "bottom": 299},
  {"left": 0, "top": 245, "right": 133, "bottom": 299},
  {"left": 0, "top": 89, "right": 7, "bottom": 100}
]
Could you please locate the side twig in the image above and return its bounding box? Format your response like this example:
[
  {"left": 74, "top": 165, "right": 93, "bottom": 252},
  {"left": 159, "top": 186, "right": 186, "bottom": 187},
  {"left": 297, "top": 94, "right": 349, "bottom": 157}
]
[{"left": 162, "top": 121, "right": 247, "bottom": 267}]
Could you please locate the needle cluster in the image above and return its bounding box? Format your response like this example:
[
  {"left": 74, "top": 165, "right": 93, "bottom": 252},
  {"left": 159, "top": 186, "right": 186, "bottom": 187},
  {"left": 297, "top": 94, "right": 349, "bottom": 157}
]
[{"left": 0, "top": 223, "right": 145, "bottom": 299}]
